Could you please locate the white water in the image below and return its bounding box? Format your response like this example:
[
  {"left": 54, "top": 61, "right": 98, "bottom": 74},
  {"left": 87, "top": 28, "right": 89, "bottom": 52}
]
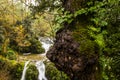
[
  {"left": 39, "top": 37, "right": 53, "bottom": 55},
  {"left": 35, "top": 61, "right": 47, "bottom": 80},
  {"left": 21, "top": 61, "right": 30, "bottom": 80},
  {"left": 41, "top": 41, "right": 51, "bottom": 53},
  {"left": 21, "top": 37, "right": 53, "bottom": 80}
]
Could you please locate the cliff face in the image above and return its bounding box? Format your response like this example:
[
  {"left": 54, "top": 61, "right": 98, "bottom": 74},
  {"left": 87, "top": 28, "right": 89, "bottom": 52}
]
[{"left": 47, "top": 28, "right": 99, "bottom": 80}]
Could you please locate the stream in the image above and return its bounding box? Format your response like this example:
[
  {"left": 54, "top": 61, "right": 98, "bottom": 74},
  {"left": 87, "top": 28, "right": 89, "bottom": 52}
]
[
  {"left": 21, "top": 37, "right": 53, "bottom": 80},
  {"left": 21, "top": 61, "right": 30, "bottom": 80},
  {"left": 35, "top": 61, "right": 47, "bottom": 80}
]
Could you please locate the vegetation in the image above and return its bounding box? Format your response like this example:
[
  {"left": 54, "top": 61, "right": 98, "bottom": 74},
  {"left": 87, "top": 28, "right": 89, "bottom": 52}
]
[
  {"left": 0, "top": 0, "right": 53, "bottom": 55},
  {"left": 45, "top": 62, "right": 70, "bottom": 80},
  {"left": 0, "top": 56, "right": 23, "bottom": 80},
  {"left": 0, "top": 0, "right": 120, "bottom": 80},
  {"left": 26, "top": 64, "right": 38, "bottom": 80},
  {"left": 31, "top": 0, "right": 120, "bottom": 80}
]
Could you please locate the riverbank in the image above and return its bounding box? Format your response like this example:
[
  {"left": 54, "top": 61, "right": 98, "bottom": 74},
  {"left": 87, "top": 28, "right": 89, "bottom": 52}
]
[
  {"left": 17, "top": 53, "right": 46, "bottom": 62},
  {"left": 0, "top": 54, "right": 70, "bottom": 80}
]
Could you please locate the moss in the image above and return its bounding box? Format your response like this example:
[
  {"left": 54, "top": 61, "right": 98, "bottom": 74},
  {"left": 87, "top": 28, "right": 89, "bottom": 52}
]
[
  {"left": 0, "top": 58, "right": 12, "bottom": 80},
  {"left": 72, "top": 24, "right": 98, "bottom": 58},
  {"left": 26, "top": 64, "right": 38, "bottom": 80},
  {"left": 0, "top": 58, "right": 38, "bottom": 80},
  {"left": 45, "top": 62, "right": 70, "bottom": 80},
  {"left": 0, "top": 57, "right": 23, "bottom": 80},
  {"left": 0, "top": 47, "right": 17, "bottom": 60},
  {"left": 10, "top": 62, "right": 24, "bottom": 80},
  {"left": 6, "top": 49, "right": 17, "bottom": 60},
  {"left": 10, "top": 38, "right": 45, "bottom": 54}
]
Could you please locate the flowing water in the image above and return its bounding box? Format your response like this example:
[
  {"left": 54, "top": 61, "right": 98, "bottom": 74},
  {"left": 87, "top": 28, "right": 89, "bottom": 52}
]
[
  {"left": 21, "top": 37, "right": 53, "bottom": 80},
  {"left": 35, "top": 61, "right": 47, "bottom": 80},
  {"left": 39, "top": 37, "right": 53, "bottom": 53},
  {"left": 21, "top": 61, "right": 30, "bottom": 80}
]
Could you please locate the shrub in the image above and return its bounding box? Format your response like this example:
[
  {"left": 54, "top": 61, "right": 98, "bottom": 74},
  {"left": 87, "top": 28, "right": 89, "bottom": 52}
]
[
  {"left": 0, "top": 57, "right": 9, "bottom": 69},
  {"left": 6, "top": 49, "right": 17, "bottom": 60},
  {"left": 10, "top": 38, "right": 45, "bottom": 54},
  {"left": 0, "top": 57, "right": 12, "bottom": 80},
  {"left": 29, "top": 38, "right": 45, "bottom": 54},
  {"left": 26, "top": 64, "right": 38, "bottom": 80},
  {"left": 45, "top": 62, "right": 70, "bottom": 80},
  {"left": 10, "top": 63, "right": 24, "bottom": 80}
]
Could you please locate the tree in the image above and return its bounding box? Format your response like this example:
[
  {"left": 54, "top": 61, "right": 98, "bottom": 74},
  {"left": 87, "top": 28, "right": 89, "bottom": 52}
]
[
  {"left": 0, "top": 0, "right": 22, "bottom": 54},
  {"left": 30, "top": 0, "right": 120, "bottom": 80}
]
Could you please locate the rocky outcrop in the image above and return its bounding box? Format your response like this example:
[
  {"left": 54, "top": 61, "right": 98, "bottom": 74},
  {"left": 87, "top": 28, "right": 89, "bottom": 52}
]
[
  {"left": 47, "top": 28, "right": 99, "bottom": 80},
  {"left": 46, "top": 0, "right": 100, "bottom": 79}
]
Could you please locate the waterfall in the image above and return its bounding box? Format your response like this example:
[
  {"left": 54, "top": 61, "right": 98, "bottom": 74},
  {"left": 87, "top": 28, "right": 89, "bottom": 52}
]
[
  {"left": 35, "top": 61, "right": 47, "bottom": 80},
  {"left": 39, "top": 37, "right": 53, "bottom": 56},
  {"left": 20, "top": 37, "right": 53, "bottom": 80},
  {"left": 21, "top": 60, "right": 47, "bottom": 80},
  {"left": 21, "top": 61, "right": 30, "bottom": 80}
]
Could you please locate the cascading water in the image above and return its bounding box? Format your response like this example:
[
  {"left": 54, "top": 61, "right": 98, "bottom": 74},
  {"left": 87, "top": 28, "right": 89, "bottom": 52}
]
[
  {"left": 34, "top": 37, "right": 53, "bottom": 80},
  {"left": 21, "top": 61, "right": 30, "bottom": 80},
  {"left": 21, "top": 37, "right": 53, "bottom": 80},
  {"left": 35, "top": 61, "right": 47, "bottom": 80},
  {"left": 39, "top": 37, "right": 53, "bottom": 53}
]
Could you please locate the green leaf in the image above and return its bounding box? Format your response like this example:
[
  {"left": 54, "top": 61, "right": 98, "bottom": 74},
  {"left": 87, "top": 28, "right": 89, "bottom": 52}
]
[
  {"left": 74, "top": 9, "right": 87, "bottom": 17},
  {"left": 67, "top": 19, "right": 73, "bottom": 24}
]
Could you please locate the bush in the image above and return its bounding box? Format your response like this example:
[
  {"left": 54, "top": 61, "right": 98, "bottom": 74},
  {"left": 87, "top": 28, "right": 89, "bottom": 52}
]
[
  {"left": 29, "top": 38, "right": 45, "bottom": 54},
  {"left": 0, "top": 57, "right": 9, "bottom": 69},
  {"left": 45, "top": 62, "right": 70, "bottom": 80},
  {"left": 1, "top": 49, "right": 17, "bottom": 60},
  {"left": 10, "top": 38, "right": 45, "bottom": 54},
  {"left": 0, "top": 57, "right": 13, "bottom": 80},
  {"left": 6, "top": 49, "right": 17, "bottom": 60},
  {"left": 10, "top": 63, "right": 24, "bottom": 80},
  {"left": 26, "top": 64, "right": 38, "bottom": 80}
]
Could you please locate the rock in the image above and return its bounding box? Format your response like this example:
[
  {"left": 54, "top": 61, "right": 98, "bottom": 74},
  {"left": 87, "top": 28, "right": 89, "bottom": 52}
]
[
  {"left": 47, "top": 28, "right": 98, "bottom": 80},
  {"left": 23, "top": 53, "right": 31, "bottom": 56}
]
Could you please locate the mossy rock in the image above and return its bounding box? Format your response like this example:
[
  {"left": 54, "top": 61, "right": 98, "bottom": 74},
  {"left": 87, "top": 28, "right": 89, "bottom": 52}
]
[
  {"left": 72, "top": 25, "right": 99, "bottom": 58},
  {"left": 26, "top": 64, "right": 38, "bottom": 80},
  {"left": 45, "top": 62, "right": 70, "bottom": 80}
]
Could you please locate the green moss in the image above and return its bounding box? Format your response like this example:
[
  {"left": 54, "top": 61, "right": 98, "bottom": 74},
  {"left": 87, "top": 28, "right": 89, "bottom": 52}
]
[
  {"left": 29, "top": 38, "right": 45, "bottom": 54},
  {"left": 0, "top": 57, "right": 9, "bottom": 69},
  {"left": 72, "top": 25, "right": 98, "bottom": 58},
  {"left": 45, "top": 62, "right": 70, "bottom": 80},
  {"left": 0, "top": 47, "right": 17, "bottom": 60},
  {"left": 6, "top": 49, "right": 17, "bottom": 60},
  {"left": 0, "top": 57, "right": 24, "bottom": 80},
  {"left": 10, "top": 38, "right": 45, "bottom": 54},
  {"left": 10, "top": 62, "right": 24, "bottom": 80},
  {"left": 26, "top": 64, "right": 38, "bottom": 80},
  {"left": 0, "top": 57, "right": 70, "bottom": 80}
]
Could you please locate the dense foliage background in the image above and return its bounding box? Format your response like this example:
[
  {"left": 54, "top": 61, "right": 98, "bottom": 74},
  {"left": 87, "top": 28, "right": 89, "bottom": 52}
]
[{"left": 0, "top": 0, "right": 120, "bottom": 80}]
